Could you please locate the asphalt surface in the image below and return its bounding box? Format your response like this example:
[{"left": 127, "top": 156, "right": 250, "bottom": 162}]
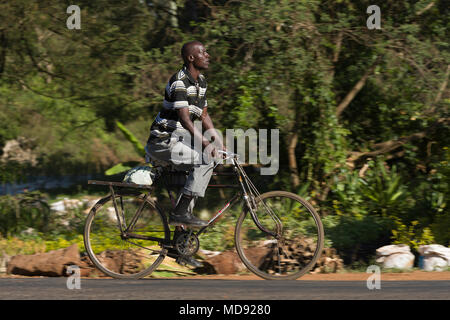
[{"left": 0, "top": 278, "right": 449, "bottom": 300}]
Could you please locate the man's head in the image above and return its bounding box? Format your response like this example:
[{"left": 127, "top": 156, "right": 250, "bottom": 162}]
[{"left": 181, "top": 41, "right": 210, "bottom": 70}]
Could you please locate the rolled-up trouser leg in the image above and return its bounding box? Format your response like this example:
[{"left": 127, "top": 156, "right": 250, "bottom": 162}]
[{"left": 182, "top": 162, "right": 214, "bottom": 198}]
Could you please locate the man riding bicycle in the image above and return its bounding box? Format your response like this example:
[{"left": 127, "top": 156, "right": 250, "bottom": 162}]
[{"left": 145, "top": 41, "right": 224, "bottom": 265}]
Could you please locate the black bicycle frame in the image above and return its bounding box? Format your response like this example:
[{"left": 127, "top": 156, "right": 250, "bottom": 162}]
[
  {"left": 118, "top": 156, "right": 277, "bottom": 245},
  {"left": 196, "top": 192, "right": 241, "bottom": 236},
  {"left": 197, "top": 158, "right": 277, "bottom": 238}
]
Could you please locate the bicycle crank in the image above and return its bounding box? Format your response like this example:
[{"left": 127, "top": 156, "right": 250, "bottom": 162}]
[{"left": 174, "top": 230, "right": 200, "bottom": 257}]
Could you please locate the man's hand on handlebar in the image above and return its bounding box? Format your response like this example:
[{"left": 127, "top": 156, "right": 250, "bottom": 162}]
[{"left": 210, "top": 145, "right": 226, "bottom": 159}]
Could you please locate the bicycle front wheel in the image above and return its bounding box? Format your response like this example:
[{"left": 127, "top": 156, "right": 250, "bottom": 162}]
[
  {"left": 235, "top": 191, "right": 324, "bottom": 280},
  {"left": 84, "top": 192, "right": 170, "bottom": 279}
]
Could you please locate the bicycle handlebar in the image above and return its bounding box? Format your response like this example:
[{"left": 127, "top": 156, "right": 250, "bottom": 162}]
[
  {"left": 218, "top": 150, "right": 239, "bottom": 158},
  {"left": 213, "top": 150, "right": 240, "bottom": 170}
]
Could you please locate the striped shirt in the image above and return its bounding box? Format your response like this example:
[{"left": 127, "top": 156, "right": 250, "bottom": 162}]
[{"left": 148, "top": 65, "right": 208, "bottom": 141}]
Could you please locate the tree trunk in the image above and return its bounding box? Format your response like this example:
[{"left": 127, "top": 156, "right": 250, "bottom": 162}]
[
  {"left": 328, "top": 30, "right": 344, "bottom": 80},
  {"left": 346, "top": 131, "right": 427, "bottom": 168},
  {"left": 288, "top": 132, "right": 300, "bottom": 189},
  {"left": 434, "top": 64, "right": 450, "bottom": 105},
  {"left": 0, "top": 31, "right": 6, "bottom": 76},
  {"left": 336, "top": 57, "right": 380, "bottom": 117}
]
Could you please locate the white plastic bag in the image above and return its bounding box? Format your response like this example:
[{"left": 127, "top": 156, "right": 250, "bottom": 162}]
[
  {"left": 379, "top": 253, "right": 415, "bottom": 269},
  {"left": 123, "top": 166, "right": 154, "bottom": 185},
  {"left": 376, "top": 244, "right": 415, "bottom": 269},
  {"left": 376, "top": 244, "right": 411, "bottom": 256},
  {"left": 418, "top": 245, "right": 450, "bottom": 271}
]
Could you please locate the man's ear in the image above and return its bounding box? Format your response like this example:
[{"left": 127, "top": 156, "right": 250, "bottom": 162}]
[{"left": 188, "top": 54, "right": 195, "bottom": 62}]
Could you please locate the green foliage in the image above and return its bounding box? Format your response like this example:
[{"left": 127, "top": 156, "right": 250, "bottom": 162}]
[
  {"left": 431, "top": 210, "right": 450, "bottom": 246},
  {"left": 104, "top": 121, "right": 146, "bottom": 175},
  {"left": 0, "top": 196, "right": 20, "bottom": 237},
  {"left": 44, "top": 234, "right": 85, "bottom": 253},
  {"left": 294, "top": 182, "right": 311, "bottom": 201},
  {"left": 199, "top": 209, "right": 239, "bottom": 252},
  {"left": 115, "top": 120, "right": 145, "bottom": 157},
  {"left": 331, "top": 169, "right": 368, "bottom": 217},
  {"left": 427, "top": 147, "right": 450, "bottom": 245},
  {"left": 0, "top": 236, "right": 46, "bottom": 256},
  {"left": 360, "top": 160, "right": 412, "bottom": 218},
  {"left": 105, "top": 161, "right": 136, "bottom": 176},
  {"left": 391, "top": 219, "right": 435, "bottom": 251},
  {"left": 0, "top": 192, "right": 51, "bottom": 237},
  {"left": 325, "top": 214, "right": 392, "bottom": 264},
  {"left": 0, "top": 234, "right": 85, "bottom": 256},
  {"left": 0, "top": 161, "right": 34, "bottom": 184}
]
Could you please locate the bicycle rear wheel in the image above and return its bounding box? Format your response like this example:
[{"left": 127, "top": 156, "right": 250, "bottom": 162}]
[
  {"left": 235, "top": 191, "right": 324, "bottom": 280},
  {"left": 84, "top": 191, "right": 170, "bottom": 279}
]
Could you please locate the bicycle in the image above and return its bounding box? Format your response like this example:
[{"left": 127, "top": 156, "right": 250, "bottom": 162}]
[{"left": 83, "top": 151, "right": 324, "bottom": 280}]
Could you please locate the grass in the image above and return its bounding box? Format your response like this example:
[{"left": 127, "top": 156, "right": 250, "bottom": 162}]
[{"left": 380, "top": 267, "right": 418, "bottom": 273}]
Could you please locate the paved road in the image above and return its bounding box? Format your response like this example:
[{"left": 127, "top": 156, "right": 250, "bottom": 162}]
[{"left": 0, "top": 278, "right": 449, "bottom": 300}]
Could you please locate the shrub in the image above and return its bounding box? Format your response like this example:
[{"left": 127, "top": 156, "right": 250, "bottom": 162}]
[
  {"left": 0, "top": 192, "right": 50, "bottom": 237},
  {"left": 0, "top": 236, "right": 46, "bottom": 256},
  {"left": 44, "top": 234, "right": 85, "bottom": 252},
  {"left": 431, "top": 210, "right": 450, "bottom": 246},
  {"left": 360, "top": 160, "right": 412, "bottom": 218},
  {"left": 391, "top": 219, "right": 435, "bottom": 251},
  {"left": 330, "top": 168, "right": 368, "bottom": 218},
  {"left": 325, "top": 214, "right": 392, "bottom": 265}
]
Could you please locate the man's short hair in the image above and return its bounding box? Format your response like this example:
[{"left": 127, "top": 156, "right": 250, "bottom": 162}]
[{"left": 181, "top": 41, "right": 203, "bottom": 64}]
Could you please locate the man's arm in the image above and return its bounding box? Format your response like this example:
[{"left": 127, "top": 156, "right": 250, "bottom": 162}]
[
  {"left": 200, "top": 107, "right": 225, "bottom": 151},
  {"left": 177, "top": 107, "right": 225, "bottom": 159},
  {"left": 177, "top": 108, "right": 210, "bottom": 149}
]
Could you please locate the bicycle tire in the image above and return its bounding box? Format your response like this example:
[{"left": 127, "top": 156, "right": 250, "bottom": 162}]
[
  {"left": 84, "top": 191, "right": 170, "bottom": 279},
  {"left": 235, "top": 191, "right": 324, "bottom": 280}
]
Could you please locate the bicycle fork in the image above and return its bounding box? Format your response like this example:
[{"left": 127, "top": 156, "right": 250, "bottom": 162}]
[{"left": 234, "top": 167, "right": 281, "bottom": 239}]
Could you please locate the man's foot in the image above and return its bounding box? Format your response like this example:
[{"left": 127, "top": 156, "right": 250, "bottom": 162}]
[
  {"left": 176, "top": 255, "right": 203, "bottom": 268},
  {"left": 170, "top": 194, "right": 208, "bottom": 227},
  {"left": 167, "top": 248, "right": 203, "bottom": 268},
  {"left": 169, "top": 212, "right": 208, "bottom": 228}
]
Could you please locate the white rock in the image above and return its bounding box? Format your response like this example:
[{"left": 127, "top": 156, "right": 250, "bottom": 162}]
[
  {"left": 198, "top": 249, "right": 222, "bottom": 259},
  {"left": 50, "top": 200, "right": 66, "bottom": 212},
  {"left": 106, "top": 207, "right": 117, "bottom": 222},
  {"left": 50, "top": 199, "right": 83, "bottom": 213},
  {"left": 0, "top": 252, "right": 11, "bottom": 274}
]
